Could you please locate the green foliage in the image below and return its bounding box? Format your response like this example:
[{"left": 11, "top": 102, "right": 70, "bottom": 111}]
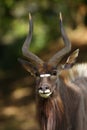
[
  {"left": 0, "top": 0, "right": 85, "bottom": 70},
  {"left": 0, "top": 0, "right": 83, "bottom": 45}
]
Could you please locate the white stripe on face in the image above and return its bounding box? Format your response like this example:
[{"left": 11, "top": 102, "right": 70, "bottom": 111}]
[{"left": 40, "top": 74, "right": 51, "bottom": 78}]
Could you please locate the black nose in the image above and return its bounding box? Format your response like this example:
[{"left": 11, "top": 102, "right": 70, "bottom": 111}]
[{"left": 39, "top": 84, "right": 49, "bottom": 92}]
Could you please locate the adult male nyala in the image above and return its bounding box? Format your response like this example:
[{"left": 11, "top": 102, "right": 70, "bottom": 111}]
[{"left": 19, "top": 13, "right": 87, "bottom": 130}]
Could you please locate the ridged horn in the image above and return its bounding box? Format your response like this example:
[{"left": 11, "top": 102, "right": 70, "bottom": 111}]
[
  {"left": 22, "top": 13, "right": 44, "bottom": 67},
  {"left": 48, "top": 12, "right": 71, "bottom": 66}
]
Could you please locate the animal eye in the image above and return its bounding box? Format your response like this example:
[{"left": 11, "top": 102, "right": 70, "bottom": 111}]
[
  {"left": 35, "top": 72, "right": 40, "bottom": 77},
  {"left": 36, "top": 74, "right": 41, "bottom": 82},
  {"left": 51, "top": 71, "right": 57, "bottom": 76}
]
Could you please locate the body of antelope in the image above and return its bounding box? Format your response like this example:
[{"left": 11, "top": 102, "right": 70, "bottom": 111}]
[{"left": 19, "top": 13, "right": 87, "bottom": 130}]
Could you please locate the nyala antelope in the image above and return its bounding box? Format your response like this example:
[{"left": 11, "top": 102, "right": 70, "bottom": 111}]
[{"left": 18, "top": 13, "right": 87, "bottom": 130}]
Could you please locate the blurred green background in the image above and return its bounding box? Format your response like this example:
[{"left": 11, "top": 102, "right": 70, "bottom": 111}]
[{"left": 0, "top": 0, "right": 87, "bottom": 130}]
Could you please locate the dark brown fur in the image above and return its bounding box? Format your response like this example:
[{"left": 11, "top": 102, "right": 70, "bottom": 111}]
[
  {"left": 36, "top": 64, "right": 87, "bottom": 130},
  {"left": 19, "top": 13, "right": 87, "bottom": 130}
]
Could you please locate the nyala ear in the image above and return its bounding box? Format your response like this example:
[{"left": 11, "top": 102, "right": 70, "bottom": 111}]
[
  {"left": 18, "top": 58, "right": 38, "bottom": 77},
  {"left": 62, "top": 49, "right": 79, "bottom": 69}
]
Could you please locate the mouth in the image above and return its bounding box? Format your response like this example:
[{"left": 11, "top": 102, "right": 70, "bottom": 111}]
[{"left": 38, "top": 89, "right": 52, "bottom": 98}]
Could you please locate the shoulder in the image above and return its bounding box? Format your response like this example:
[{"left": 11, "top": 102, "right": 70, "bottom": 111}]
[{"left": 61, "top": 63, "right": 87, "bottom": 82}]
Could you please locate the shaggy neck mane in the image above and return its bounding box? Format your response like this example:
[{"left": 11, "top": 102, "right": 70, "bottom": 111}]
[{"left": 37, "top": 85, "right": 67, "bottom": 130}]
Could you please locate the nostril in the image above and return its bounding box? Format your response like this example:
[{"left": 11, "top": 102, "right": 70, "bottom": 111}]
[
  {"left": 39, "top": 87, "right": 42, "bottom": 90},
  {"left": 38, "top": 85, "right": 49, "bottom": 92},
  {"left": 46, "top": 86, "right": 48, "bottom": 89}
]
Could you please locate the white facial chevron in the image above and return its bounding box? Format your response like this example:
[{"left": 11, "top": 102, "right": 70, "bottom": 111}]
[{"left": 40, "top": 74, "right": 51, "bottom": 78}]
